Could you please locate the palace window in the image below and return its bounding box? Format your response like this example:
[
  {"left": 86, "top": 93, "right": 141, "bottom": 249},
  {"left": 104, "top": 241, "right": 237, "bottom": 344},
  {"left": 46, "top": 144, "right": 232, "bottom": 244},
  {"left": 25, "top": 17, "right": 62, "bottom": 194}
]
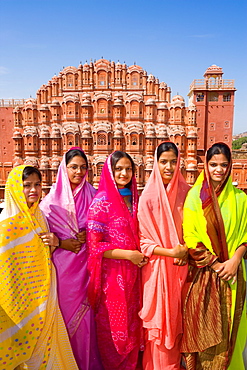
[
  {"left": 98, "top": 71, "right": 107, "bottom": 87},
  {"left": 223, "top": 93, "right": 231, "bottom": 102},
  {"left": 131, "top": 133, "right": 138, "bottom": 145},
  {"left": 196, "top": 93, "right": 204, "bottom": 102},
  {"left": 97, "top": 132, "right": 107, "bottom": 145},
  {"left": 208, "top": 93, "right": 218, "bottom": 102}
]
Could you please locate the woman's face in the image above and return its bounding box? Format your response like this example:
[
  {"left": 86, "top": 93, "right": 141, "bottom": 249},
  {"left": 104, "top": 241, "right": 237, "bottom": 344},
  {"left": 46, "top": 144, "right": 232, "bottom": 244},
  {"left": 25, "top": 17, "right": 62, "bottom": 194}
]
[
  {"left": 113, "top": 157, "right": 133, "bottom": 189},
  {"left": 158, "top": 150, "right": 178, "bottom": 185},
  {"left": 23, "top": 173, "right": 42, "bottom": 208},
  {"left": 208, "top": 153, "right": 229, "bottom": 188},
  {"left": 66, "top": 155, "right": 87, "bottom": 190}
]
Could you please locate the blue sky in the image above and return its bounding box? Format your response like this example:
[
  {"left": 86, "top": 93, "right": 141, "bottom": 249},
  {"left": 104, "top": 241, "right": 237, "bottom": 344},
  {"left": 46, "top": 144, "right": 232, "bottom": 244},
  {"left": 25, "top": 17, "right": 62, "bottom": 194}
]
[{"left": 0, "top": 0, "right": 246, "bottom": 134}]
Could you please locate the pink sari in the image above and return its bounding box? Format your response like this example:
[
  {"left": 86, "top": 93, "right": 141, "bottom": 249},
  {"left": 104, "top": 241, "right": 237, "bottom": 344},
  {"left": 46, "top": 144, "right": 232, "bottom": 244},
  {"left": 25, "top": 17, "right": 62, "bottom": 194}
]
[
  {"left": 40, "top": 148, "right": 102, "bottom": 370},
  {"left": 138, "top": 144, "right": 190, "bottom": 370},
  {"left": 87, "top": 154, "right": 143, "bottom": 370}
]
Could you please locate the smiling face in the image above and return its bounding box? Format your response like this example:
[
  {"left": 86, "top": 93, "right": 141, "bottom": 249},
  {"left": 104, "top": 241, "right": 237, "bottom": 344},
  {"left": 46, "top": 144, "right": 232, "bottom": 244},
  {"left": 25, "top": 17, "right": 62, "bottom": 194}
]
[
  {"left": 208, "top": 153, "right": 229, "bottom": 188},
  {"left": 113, "top": 157, "right": 133, "bottom": 189},
  {"left": 66, "top": 155, "right": 87, "bottom": 190},
  {"left": 23, "top": 173, "right": 42, "bottom": 208},
  {"left": 157, "top": 150, "right": 178, "bottom": 185}
]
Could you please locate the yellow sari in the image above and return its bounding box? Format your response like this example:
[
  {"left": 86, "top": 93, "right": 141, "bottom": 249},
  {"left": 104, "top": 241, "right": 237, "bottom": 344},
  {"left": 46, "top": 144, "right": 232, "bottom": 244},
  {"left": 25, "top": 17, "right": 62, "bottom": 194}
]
[
  {"left": 0, "top": 166, "right": 78, "bottom": 369},
  {"left": 182, "top": 169, "right": 247, "bottom": 370}
]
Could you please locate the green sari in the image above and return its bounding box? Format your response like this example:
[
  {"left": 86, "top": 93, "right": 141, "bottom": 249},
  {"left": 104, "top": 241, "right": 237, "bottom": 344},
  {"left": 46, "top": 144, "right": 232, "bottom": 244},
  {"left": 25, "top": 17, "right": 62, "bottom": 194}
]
[{"left": 181, "top": 168, "right": 247, "bottom": 370}]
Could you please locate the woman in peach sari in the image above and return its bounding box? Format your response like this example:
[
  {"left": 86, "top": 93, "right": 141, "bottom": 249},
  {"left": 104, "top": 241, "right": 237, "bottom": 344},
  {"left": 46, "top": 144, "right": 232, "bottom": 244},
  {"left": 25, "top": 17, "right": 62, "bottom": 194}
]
[{"left": 138, "top": 142, "right": 189, "bottom": 369}]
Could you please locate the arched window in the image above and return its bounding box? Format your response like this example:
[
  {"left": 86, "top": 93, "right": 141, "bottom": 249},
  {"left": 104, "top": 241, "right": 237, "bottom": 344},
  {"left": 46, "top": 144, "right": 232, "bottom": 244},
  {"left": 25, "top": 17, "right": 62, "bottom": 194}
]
[
  {"left": 67, "top": 134, "right": 74, "bottom": 146},
  {"left": 98, "top": 99, "right": 107, "bottom": 115},
  {"left": 98, "top": 71, "right": 107, "bottom": 86},
  {"left": 130, "top": 101, "right": 139, "bottom": 116},
  {"left": 131, "top": 73, "right": 139, "bottom": 86},
  {"left": 131, "top": 132, "right": 138, "bottom": 145},
  {"left": 97, "top": 131, "right": 107, "bottom": 145},
  {"left": 67, "top": 102, "right": 74, "bottom": 116},
  {"left": 67, "top": 74, "right": 73, "bottom": 88}
]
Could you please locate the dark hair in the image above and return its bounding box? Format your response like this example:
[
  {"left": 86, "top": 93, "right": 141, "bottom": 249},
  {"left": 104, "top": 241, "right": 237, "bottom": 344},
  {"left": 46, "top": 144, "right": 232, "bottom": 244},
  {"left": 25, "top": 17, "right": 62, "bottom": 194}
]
[
  {"left": 157, "top": 142, "right": 178, "bottom": 160},
  {"left": 206, "top": 143, "right": 231, "bottom": 163},
  {"left": 22, "top": 166, "right": 42, "bottom": 182},
  {"left": 65, "top": 149, "right": 88, "bottom": 168},
  {"left": 111, "top": 151, "right": 135, "bottom": 188}
]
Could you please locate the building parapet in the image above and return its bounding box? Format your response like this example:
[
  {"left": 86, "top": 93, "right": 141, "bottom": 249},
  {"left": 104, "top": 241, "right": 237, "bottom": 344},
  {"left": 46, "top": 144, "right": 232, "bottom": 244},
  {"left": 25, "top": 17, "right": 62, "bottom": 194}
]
[
  {"left": 190, "top": 79, "right": 235, "bottom": 91},
  {"left": 0, "top": 99, "right": 26, "bottom": 107}
]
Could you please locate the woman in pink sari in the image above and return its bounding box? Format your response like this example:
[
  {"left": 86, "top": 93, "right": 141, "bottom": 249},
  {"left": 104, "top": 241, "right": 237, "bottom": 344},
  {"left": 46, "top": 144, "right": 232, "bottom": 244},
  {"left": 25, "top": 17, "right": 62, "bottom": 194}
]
[
  {"left": 87, "top": 151, "right": 147, "bottom": 370},
  {"left": 40, "top": 147, "right": 102, "bottom": 370},
  {"left": 138, "top": 142, "right": 190, "bottom": 370}
]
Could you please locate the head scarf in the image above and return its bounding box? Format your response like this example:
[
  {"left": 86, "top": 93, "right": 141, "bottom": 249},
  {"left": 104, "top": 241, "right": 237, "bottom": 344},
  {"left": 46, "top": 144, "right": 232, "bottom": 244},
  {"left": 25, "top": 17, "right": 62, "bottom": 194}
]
[
  {"left": 138, "top": 142, "right": 190, "bottom": 349},
  {"left": 40, "top": 147, "right": 96, "bottom": 239}
]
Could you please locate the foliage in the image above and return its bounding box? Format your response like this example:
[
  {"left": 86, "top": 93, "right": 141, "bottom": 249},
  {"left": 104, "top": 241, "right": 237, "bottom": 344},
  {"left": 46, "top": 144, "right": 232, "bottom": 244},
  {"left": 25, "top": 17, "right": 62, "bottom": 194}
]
[{"left": 232, "top": 136, "right": 247, "bottom": 150}]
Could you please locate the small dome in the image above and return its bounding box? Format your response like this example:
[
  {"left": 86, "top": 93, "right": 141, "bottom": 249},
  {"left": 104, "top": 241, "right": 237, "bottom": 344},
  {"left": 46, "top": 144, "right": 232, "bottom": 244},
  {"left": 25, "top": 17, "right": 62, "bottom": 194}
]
[
  {"left": 145, "top": 157, "right": 154, "bottom": 170},
  {"left": 39, "top": 104, "right": 49, "bottom": 111},
  {"left": 157, "top": 102, "right": 168, "bottom": 110},
  {"left": 145, "top": 98, "right": 156, "bottom": 106},
  {"left": 13, "top": 130, "right": 22, "bottom": 138},
  {"left": 40, "top": 126, "right": 50, "bottom": 138},
  {"left": 187, "top": 130, "right": 197, "bottom": 138},
  {"left": 51, "top": 157, "right": 60, "bottom": 169},
  {"left": 51, "top": 99, "right": 60, "bottom": 106},
  {"left": 172, "top": 95, "right": 184, "bottom": 102},
  {"left": 147, "top": 74, "right": 155, "bottom": 82},
  {"left": 187, "top": 162, "right": 197, "bottom": 170},
  {"left": 40, "top": 157, "right": 49, "bottom": 169}
]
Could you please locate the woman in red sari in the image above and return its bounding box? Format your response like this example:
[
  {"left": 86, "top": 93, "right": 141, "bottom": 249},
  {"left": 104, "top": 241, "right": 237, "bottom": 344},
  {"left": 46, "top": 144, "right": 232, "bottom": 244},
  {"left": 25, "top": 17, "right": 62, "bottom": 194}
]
[{"left": 87, "top": 151, "right": 147, "bottom": 370}]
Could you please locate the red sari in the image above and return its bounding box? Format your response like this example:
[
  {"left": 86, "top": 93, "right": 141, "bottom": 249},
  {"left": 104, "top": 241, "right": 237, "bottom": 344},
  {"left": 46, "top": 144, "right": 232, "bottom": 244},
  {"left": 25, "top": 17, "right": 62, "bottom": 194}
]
[{"left": 87, "top": 155, "right": 143, "bottom": 370}]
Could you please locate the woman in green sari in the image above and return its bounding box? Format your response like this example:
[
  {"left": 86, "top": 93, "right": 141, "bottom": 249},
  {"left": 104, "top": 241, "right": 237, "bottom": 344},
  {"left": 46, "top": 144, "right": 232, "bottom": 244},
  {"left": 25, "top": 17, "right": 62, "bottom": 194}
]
[{"left": 181, "top": 143, "right": 247, "bottom": 369}]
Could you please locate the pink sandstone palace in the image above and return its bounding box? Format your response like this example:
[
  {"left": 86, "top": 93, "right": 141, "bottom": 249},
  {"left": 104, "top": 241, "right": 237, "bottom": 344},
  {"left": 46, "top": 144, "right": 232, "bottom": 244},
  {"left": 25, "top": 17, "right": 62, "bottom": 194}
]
[{"left": 0, "top": 59, "right": 247, "bottom": 198}]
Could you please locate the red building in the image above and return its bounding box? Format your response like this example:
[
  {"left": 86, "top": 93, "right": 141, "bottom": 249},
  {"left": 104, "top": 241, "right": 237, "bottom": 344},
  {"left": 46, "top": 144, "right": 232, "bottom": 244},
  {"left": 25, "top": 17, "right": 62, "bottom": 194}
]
[
  {"left": 0, "top": 60, "right": 246, "bottom": 197},
  {"left": 188, "top": 65, "right": 235, "bottom": 160}
]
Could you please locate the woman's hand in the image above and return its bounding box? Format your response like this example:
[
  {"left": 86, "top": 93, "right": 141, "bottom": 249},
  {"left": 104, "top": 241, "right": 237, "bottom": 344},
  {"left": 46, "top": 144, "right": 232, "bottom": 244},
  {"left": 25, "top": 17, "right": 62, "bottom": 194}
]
[
  {"left": 128, "top": 250, "right": 147, "bottom": 266},
  {"left": 59, "top": 238, "right": 82, "bottom": 254},
  {"left": 39, "top": 232, "right": 59, "bottom": 247},
  {"left": 171, "top": 243, "right": 188, "bottom": 259},
  {"left": 76, "top": 230, "right": 86, "bottom": 244},
  {"left": 212, "top": 255, "right": 241, "bottom": 284}
]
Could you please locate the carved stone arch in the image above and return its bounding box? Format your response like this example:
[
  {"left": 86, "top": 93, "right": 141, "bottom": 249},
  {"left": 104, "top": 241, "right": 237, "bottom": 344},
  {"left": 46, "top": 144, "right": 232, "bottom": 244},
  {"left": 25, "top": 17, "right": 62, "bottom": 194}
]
[
  {"left": 126, "top": 122, "right": 144, "bottom": 134},
  {"left": 125, "top": 93, "right": 143, "bottom": 103},
  {"left": 93, "top": 92, "right": 112, "bottom": 102},
  {"left": 93, "top": 122, "right": 112, "bottom": 134}
]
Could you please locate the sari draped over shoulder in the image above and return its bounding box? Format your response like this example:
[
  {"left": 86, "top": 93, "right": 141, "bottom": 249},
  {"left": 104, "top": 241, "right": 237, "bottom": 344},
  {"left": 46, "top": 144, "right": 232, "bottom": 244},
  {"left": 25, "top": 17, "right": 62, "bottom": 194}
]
[
  {"left": 40, "top": 149, "right": 102, "bottom": 370},
  {"left": 87, "top": 155, "right": 142, "bottom": 370},
  {"left": 0, "top": 165, "right": 78, "bottom": 370},
  {"left": 182, "top": 159, "right": 247, "bottom": 370},
  {"left": 138, "top": 145, "right": 190, "bottom": 369}
]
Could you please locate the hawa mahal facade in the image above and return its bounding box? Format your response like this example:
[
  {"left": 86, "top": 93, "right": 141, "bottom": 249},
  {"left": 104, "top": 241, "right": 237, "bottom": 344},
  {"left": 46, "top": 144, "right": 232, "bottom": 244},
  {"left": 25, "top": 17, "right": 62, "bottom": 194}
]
[{"left": 0, "top": 59, "right": 247, "bottom": 197}]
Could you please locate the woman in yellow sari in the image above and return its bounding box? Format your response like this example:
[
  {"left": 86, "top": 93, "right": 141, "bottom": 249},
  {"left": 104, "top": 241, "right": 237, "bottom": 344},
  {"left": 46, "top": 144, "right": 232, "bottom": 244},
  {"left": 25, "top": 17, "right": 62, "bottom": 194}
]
[
  {"left": 0, "top": 165, "right": 78, "bottom": 370},
  {"left": 181, "top": 143, "right": 247, "bottom": 369}
]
